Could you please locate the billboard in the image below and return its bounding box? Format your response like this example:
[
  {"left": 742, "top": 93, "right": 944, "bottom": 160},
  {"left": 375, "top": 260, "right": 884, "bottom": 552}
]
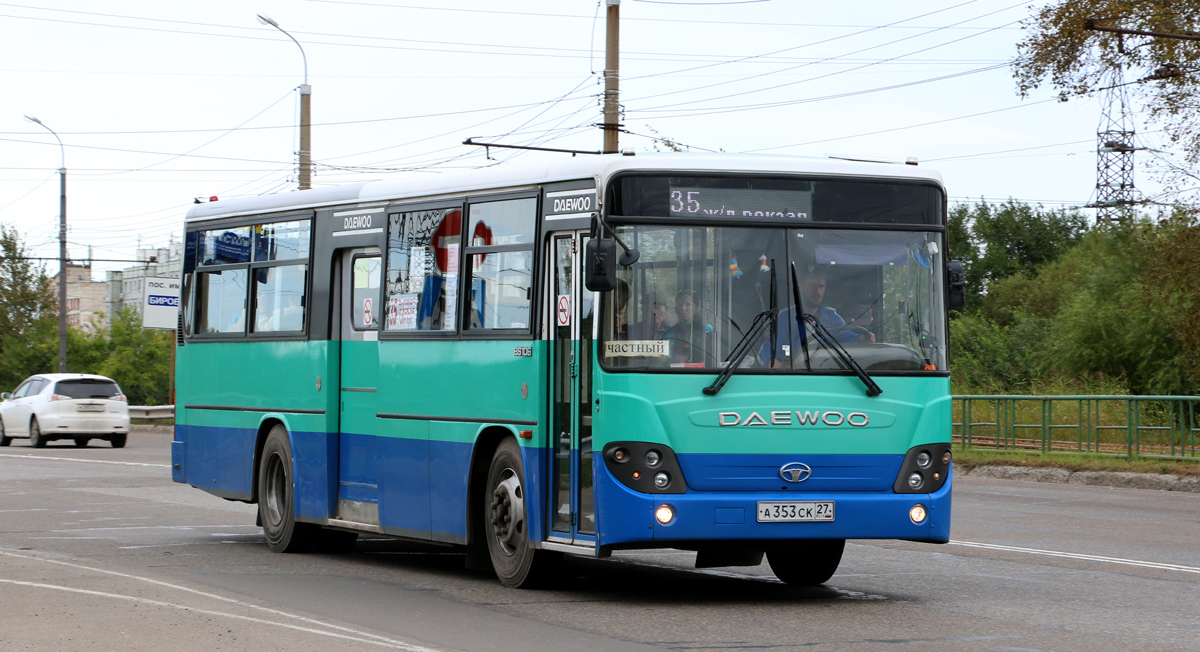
[{"left": 142, "top": 277, "right": 181, "bottom": 330}]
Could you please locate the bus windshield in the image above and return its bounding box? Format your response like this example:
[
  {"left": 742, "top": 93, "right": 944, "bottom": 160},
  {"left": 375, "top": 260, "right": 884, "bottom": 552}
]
[{"left": 602, "top": 225, "right": 947, "bottom": 373}]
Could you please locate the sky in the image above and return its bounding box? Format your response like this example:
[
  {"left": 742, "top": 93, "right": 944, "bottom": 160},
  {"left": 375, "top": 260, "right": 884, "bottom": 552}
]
[{"left": 0, "top": 0, "right": 1173, "bottom": 280}]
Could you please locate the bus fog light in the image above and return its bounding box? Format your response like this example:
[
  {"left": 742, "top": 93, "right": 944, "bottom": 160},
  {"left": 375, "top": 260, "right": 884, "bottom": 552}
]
[
  {"left": 910, "top": 504, "right": 928, "bottom": 524},
  {"left": 907, "top": 472, "right": 923, "bottom": 490},
  {"left": 653, "top": 472, "right": 670, "bottom": 488},
  {"left": 655, "top": 504, "right": 675, "bottom": 524}
]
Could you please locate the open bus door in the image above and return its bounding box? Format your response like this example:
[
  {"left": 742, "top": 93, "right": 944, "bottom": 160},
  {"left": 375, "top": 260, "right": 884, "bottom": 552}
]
[
  {"left": 547, "top": 230, "right": 596, "bottom": 545},
  {"left": 336, "top": 247, "right": 381, "bottom": 525}
]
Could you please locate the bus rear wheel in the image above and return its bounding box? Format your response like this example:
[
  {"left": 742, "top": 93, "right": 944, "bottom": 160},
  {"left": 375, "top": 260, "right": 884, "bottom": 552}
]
[
  {"left": 484, "top": 438, "right": 558, "bottom": 588},
  {"left": 258, "top": 425, "right": 317, "bottom": 553},
  {"left": 766, "top": 539, "right": 845, "bottom": 586}
]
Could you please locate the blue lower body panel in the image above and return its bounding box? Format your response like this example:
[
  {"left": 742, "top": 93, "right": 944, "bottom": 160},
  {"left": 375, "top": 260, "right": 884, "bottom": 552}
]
[{"left": 594, "top": 455, "right": 952, "bottom": 548}]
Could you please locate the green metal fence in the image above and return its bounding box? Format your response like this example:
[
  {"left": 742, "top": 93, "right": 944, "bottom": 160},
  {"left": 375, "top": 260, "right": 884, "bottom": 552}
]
[{"left": 952, "top": 395, "right": 1200, "bottom": 459}]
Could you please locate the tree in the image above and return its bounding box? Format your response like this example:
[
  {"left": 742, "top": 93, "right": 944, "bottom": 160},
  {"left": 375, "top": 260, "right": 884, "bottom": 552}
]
[
  {"left": 0, "top": 225, "right": 57, "bottom": 391},
  {"left": 950, "top": 200, "right": 1090, "bottom": 305},
  {"left": 1013, "top": 1, "right": 1200, "bottom": 192},
  {"left": 1141, "top": 209, "right": 1200, "bottom": 386},
  {"left": 94, "top": 306, "right": 173, "bottom": 406}
]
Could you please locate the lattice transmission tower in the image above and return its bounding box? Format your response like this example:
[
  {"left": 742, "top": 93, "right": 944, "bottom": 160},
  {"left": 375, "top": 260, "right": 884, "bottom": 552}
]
[{"left": 1088, "top": 66, "right": 1142, "bottom": 223}]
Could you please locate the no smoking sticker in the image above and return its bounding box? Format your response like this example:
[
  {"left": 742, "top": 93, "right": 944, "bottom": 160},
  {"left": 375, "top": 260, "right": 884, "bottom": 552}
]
[{"left": 556, "top": 294, "right": 570, "bottom": 326}]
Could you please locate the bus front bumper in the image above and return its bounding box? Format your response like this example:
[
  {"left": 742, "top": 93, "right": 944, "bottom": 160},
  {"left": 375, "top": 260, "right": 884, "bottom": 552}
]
[{"left": 594, "top": 466, "right": 952, "bottom": 549}]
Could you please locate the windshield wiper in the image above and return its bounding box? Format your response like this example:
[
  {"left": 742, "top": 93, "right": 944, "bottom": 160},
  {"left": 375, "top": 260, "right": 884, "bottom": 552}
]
[
  {"left": 704, "top": 261, "right": 778, "bottom": 396},
  {"left": 804, "top": 313, "right": 883, "bottom": 397},
  {"left": 703, "top": 308, "right": 775, "bottom": 396}
]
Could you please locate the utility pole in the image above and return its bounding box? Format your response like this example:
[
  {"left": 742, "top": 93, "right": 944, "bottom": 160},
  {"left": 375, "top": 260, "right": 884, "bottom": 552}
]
[
  {"left": 258, "top": 14, "right": 313, "bottom": 190},
  {"left": 602, "top": 0, "right": 621, "bottom": 154},
  {"left": 25, "top": 115, "right": 68, "bottom": 372},
  {"left": 299, "top": 84, "right": 312, "bottom": 190}
]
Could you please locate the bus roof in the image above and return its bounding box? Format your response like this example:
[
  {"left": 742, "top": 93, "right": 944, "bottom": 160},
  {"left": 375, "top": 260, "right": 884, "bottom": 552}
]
[{"left": 185, "top": 153, "right": 944, "bottom": 222}]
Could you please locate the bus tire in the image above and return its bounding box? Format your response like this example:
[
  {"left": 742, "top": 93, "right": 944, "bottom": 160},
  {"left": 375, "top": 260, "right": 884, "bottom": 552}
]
[
  {"left": 766, "top": 539, "right": 845, "bottom": 586},
  {"left": 258, "top": 425, "right": 317, "bottom": 553},
  {"left": 29, "top": 418, "right": 46, "bottom": 448},
  {"left": 484, "top": 438, "right": 558, "bottom": 588}
]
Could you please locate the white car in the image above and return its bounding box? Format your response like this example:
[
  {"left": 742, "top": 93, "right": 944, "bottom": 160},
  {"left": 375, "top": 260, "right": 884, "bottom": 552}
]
[{"left": 0, "top": 374, "right": 131, "bottom": 448}]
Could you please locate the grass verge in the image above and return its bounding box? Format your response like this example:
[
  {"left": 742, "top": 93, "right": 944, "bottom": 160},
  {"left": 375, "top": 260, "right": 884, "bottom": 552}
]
[{"left": 953, "top": 446, "right": 1200, "bottom": 477}]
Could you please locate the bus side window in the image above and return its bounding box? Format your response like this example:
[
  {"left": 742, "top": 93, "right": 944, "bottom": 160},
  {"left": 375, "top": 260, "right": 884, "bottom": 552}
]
[
  {"left": 464, "top": 198, "right": 536, "bottom": 332},
  {"left": 384, "top": 208, "right": 461, "bottom": 332}
]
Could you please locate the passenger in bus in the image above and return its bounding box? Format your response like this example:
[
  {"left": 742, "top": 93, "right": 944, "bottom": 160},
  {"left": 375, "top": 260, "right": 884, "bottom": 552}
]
[
  {"left": 664, "top": 290, "right": 710, "bottom": 364},
  {"left": 613, "top": 279, "right": 630, "bottom": 339},
  {"left": 760, "top": 272, "right": 873, "bottom": 366},
  {"left": 629, "top": 293, "right": 673, "bottom": 340}
]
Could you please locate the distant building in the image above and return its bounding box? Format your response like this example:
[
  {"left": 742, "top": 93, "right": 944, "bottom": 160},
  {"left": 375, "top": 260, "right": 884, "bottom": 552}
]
[
  {"left": 106, "top": 239, "right": 182, "bottom": 320},
  {"left": 52, "top": 262, "right": 108, "bottom": 333}
]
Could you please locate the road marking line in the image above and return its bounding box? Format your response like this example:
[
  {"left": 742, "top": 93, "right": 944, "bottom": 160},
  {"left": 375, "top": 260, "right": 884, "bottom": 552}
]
[
  {"left": 0, "top": 579, "right": 435, "bottom": 650},
  {"left": 0, "top": 453, "right": 168, "bottom": 468},
  {"left": 949, "top": 540, "right": 1200, "bottom": 574},
  {"left": 0, "top": 549, "right": 442, "bottom": 651}
]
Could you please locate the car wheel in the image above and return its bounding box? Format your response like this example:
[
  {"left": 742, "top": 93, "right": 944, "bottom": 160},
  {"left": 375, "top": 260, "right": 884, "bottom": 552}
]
[
  {"left": 29, "top": 418, "right": 46, "bottom": 448},
  {"left": 0, "top": 419, "right": 10, "bottom": 447},
  {"left": 484, "top": 438, "right": 559, "bottom": 588},
  {"left": 766, "top": 539, "right": 845, "bottom": 586},
  {"left": 258, "top": 424, "right": 318, "bottom": 553},
  {"left": 74, "top": 437, "right": 90, "bottom": 448},
  {"left": 110, "top": 433, "right": 127, "bottom": 449}
]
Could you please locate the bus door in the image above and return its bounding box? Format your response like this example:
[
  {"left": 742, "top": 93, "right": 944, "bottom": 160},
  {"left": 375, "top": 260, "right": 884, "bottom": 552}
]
[
  {"left": 337, "top": 247, "right": 381, "bottom": 524},
  {"left": 548, "top": 231, "right": 595, "bottom": 544}
]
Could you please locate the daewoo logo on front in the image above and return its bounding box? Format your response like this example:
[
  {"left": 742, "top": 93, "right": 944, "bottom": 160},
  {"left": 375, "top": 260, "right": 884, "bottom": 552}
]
[{"left": 718, "top": 410, "right": 870, "bottom": 427}]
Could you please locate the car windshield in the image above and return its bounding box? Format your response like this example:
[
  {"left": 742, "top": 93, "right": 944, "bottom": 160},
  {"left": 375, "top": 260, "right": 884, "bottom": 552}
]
[
  {"left": 602, "top": 225, "right": 947, "bottom": 373},
  {"left": 55, "top": 379, "right": 122, "bottom": 399}
]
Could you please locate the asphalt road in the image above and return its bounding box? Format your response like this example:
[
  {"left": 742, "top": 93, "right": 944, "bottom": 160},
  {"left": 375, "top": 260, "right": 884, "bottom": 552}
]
[{"left": 1, "top": 433, "right": 1197, "bottom": 652}]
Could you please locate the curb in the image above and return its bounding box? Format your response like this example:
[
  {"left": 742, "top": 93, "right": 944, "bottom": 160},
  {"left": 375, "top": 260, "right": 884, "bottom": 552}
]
[{"left": 964, "top": 465, "right": 1200, "bottom": 493}]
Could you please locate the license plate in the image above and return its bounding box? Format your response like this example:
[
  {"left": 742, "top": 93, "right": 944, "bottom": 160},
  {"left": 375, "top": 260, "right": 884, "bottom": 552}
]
[
  {"left": 757, "top": 501, "right": 835, "bottom": 522},
  {"left": 76, "top": 404, "right": 104, "bottom": 412}
]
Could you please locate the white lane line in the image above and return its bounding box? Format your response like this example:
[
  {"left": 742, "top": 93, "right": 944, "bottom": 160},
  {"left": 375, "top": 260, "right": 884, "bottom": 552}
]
[
  {"left": 949, "top": 540, "right": 1200, "bottom": 575},
  {"left": 0, "top": 549, "right": 443, "bottom": 652},
  {"left": 0, "top": 453, "right": 168, "bottom": 468},
  {"left": 0, "top": 579, "right": 430, "bottom": 650}
]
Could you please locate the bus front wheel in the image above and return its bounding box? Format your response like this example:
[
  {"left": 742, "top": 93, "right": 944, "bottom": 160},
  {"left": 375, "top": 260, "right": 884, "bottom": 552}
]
[
  {"left": 258, "top": 425, "right": 317, "bottom": 553},
  {"left": 766, "top": 539, "right": 845, "bottom": 586},
  {"left": 484, "top": 438, "right": 558, "bottom": 588}
]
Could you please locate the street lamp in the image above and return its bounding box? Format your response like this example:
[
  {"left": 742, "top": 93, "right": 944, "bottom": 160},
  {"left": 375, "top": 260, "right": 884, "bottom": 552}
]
[
  {"left": 24, "top": 114, "right": 68, "bottom": 374},
  {"left": 257, "top": 13, "right": 312, "bottom": 190}
]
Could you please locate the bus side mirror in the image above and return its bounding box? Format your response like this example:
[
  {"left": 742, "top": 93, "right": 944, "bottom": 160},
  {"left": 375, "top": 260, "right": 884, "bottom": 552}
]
[
  {"left": 946, "top": 260, "right": 966, "bottom": 311},
  {"left": 585, "top": 238, "right": 617, "bottom": 292}
]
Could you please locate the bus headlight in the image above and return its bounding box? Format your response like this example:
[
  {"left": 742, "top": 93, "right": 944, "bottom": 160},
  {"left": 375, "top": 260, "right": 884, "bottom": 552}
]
[
  {"left": 893, "top": 444, "right": 952, "bottom": 494},
  {"left": 603, "top": 442, "right": 687, "bottom": 494}
]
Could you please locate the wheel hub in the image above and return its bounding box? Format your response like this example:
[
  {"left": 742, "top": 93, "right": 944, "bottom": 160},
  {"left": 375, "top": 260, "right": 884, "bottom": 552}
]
[{"left": 489, "top": 472, "right": 524, "bottom": 554}]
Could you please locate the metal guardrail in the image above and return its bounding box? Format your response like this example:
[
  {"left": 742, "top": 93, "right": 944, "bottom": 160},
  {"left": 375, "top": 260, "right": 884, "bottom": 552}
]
[
  {"left": 953, "top": 395, "right": 1200, "bottom": 459},
  {"left": 128, "top": 405, "right": 175, "bottom": 419}
]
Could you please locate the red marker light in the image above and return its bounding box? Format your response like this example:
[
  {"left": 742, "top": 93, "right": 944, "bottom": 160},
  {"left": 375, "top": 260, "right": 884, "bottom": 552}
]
[{"left": 209, "top": 196, "right": 219, "bottom": 202}]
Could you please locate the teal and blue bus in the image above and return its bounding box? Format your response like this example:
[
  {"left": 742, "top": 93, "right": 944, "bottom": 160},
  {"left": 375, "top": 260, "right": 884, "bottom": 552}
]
[{"left": 173, "top": 154, "right": 964, "bottom": 588}]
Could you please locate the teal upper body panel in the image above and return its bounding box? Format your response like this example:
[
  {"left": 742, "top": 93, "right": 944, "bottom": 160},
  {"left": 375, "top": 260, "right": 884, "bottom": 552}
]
[{"left": 593, "top": 370, "right": 950, "bottom": 456}]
